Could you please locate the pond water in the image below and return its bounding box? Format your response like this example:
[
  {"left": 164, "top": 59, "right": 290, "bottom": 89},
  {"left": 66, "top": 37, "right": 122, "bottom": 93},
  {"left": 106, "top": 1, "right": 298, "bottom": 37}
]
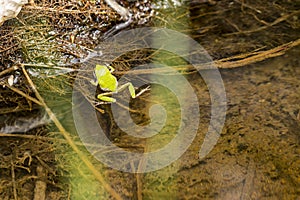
[{"left": 0, "top": 0, "right": 299, "bottom": 199}]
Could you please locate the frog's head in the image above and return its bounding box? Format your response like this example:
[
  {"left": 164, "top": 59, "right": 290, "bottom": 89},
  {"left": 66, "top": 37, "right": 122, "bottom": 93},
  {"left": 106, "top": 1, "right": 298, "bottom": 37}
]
[{"left": 95, "top": 65, "right": 108, "bottom": 77}]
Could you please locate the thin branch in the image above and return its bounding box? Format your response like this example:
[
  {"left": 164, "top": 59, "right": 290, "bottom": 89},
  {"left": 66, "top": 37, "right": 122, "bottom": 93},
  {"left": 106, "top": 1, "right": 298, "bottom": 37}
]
[
  {"left": 0, "top": 65, "right": 19, "bottom": 77},
  {"left": 10, "top": 156, "right": 18, "bottom": 200},
  {"left": 1, "top": 82, "right": 43, "bottom": 106},
  {"left": 24, "top": 5, "right": 107, "bottom": 15},
  {"left": 33, "top": 165, "right": 47, "bottom": 200},
  {"left": 21, "top": 65, "right": 123, "bottom": 200},
  {"left": 215, "top": 38, "right": 300, "bottom": 68},
  {"left": 234, "top": 0, "right": 262, "bottom": 14},
  {"left": 136, "top": 172, "right": 143, "bottom": 200},
  {"left": 225, "top": 10, "right": 300, "bottom": 35},
  {"left": 3, "top": 38, "right": 298, "bottom": 81},
  {"left": 114, "top": 38, "right": 300, "bottom": 75}
]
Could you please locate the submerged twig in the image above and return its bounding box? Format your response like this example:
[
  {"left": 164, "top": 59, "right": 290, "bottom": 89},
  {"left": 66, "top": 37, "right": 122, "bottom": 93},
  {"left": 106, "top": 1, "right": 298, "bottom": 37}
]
[
  {"left": 2, "top": 82, "right": 43, "bottom": 106},
  {"left": 234, "top": 0, "right": 261, "bottom": 14},
  {"left": 11, "top": 158, "right": 18, "bottom": 200},
  {"left": 215, "top": 37, "right": 300, "bottom": 68},
  {"left": 225, "top": 10, "right": 300, "bottom": 35},
  {"left": 33, "top": 165, "right": 47, "bottom": 200},
  {"left": 0, "top": 65, "right": 19, "bottom": 77},
  {"left": 113, "top": 38, "right": 300, "bottom": 75}
]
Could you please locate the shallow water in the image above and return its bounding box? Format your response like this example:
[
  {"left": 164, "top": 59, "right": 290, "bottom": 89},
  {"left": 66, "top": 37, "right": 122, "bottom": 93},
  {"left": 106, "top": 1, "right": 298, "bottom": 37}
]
[{"left": 0, "top": 0, "right": 299, "bottom": 199}]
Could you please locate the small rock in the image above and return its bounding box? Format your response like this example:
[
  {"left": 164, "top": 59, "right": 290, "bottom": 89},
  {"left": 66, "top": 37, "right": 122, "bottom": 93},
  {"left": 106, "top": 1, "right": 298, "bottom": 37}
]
[{"left": 7, "top": 75, "right": 14, "bottom": 86}]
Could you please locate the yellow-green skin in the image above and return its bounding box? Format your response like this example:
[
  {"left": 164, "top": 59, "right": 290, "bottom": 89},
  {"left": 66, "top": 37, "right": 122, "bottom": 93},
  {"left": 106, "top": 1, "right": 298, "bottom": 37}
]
[
  {"left": 95, "top": 65, "right": 118, "bottom": 92},
  {"left": 95, "top": 65, "right": 135, "bottom": 102}
]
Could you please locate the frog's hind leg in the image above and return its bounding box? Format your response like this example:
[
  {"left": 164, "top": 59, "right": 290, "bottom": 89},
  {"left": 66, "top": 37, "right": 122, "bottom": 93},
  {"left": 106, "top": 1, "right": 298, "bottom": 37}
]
[
  {"left": 97, "top": 92, "right": 116, "bottom": 102},
  {"left": 117, "top": 83, "right": 136, "bottom": 98}
]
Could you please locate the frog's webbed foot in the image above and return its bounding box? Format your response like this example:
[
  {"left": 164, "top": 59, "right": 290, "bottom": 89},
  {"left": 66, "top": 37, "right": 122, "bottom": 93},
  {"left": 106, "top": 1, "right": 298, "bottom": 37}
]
[{"left": 118, "top": 83, "right": 150, "bottom": 99}]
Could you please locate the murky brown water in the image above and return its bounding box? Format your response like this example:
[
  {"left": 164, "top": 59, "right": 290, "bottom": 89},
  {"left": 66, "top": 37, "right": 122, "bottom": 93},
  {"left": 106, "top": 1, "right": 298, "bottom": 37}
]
[
  {"left": 0, "top": 0, "right": 299, "bottom": 199},
  {"left": 174, "top": 46, "right": 300, "bottom": 199},
  {"left": 102, "top": 48, "right": 300, "bottom": 200}
]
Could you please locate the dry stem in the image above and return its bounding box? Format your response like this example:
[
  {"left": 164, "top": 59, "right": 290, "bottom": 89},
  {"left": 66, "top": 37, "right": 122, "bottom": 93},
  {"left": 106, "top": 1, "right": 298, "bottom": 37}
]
[
  {"left": 20, "top": 65, "right": 123, "bottom": 200},
  {"left": 225, "top": 10, "right": 300, "bottom": 36},
  {"left": 114, "top": 38, "right": 300, "bottom": 75}
]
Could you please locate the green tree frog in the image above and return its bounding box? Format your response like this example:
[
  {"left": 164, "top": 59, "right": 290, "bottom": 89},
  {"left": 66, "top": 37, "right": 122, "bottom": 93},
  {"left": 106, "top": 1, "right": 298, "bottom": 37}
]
[{"left": 93, "top": 64, "right": 136, "bottom": 102}]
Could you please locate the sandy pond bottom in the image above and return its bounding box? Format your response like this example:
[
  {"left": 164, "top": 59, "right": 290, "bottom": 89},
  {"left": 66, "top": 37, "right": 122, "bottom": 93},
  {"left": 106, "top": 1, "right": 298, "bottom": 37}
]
[{"left": 169, "top": 46, "right": 300, "bottom": 200}]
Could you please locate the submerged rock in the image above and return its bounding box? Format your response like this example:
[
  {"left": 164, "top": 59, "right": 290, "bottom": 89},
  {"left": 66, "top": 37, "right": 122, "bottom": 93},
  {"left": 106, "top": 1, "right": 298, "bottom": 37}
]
[
  {"left": 0, "top": 111, "right": 50, "bottom": 133},
  {"left": 0, "top": 0, "right": 28, "bottom": 25}
]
